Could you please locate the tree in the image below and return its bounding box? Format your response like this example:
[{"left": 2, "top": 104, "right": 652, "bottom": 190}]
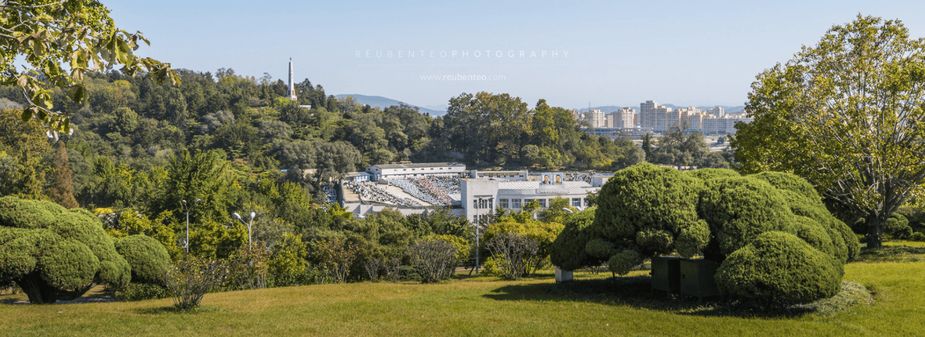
[
  {"left": 733, "top": 16, "right": 925, "bottom": 248},
  {"left": 1, "top": 0, "right": 176, "bottom": 131},
  {"left": 0, "top": 196, "right": 131, "bottom": 303},
  {"left": 47, "top": 142, "right": 79, "bottom": 208},
  {"left": 0, "top": 109, "right": 50, "bottom": 197}
]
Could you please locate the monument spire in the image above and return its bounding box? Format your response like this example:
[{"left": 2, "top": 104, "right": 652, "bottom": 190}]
[{"left": 288, "top": 57, "right": 297, "bottom": 101}]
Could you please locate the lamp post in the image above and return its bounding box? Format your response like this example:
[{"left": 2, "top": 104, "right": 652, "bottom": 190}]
[
  {"left": 180, "top": 198, "right": 201, "bottom": 254},
  {"left": 233, "top": 211, "right": 257, "bottom": 251}
]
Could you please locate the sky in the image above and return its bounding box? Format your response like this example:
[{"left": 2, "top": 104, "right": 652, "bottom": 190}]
[{"left": 106, "top": 0, "right": 925, "bottom": 109}]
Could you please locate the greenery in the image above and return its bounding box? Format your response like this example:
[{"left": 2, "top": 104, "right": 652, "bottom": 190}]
[
  {"left": 0, "top": 196, "right": 130, "bottom": 303},
  {"left": 2, "top": 250, "right": 925, "bottom": 336},
  {"left": 0, "top": 0, "right": 177, "bottom": 131},
  {"left": 114, "top": 235, "right": 171, "bottom": 285},
  {"left": 551, "top": 164, "right": 856, "bottom": 304},
  {"left": 715, "top": 231, "right": 841, "bottom": 307},
  {"left": 165, "top": 256, "right": 225, "bottom": 311},
  {"left": 733, "top": 15, "right": 925, "bottom": 249},
  {"left": 408, "top": 239, "right": 457, "bottom": 283}
]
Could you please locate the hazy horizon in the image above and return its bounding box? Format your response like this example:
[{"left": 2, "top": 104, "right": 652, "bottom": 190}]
[{"left": 107, "top": 0, "right": 925, "bottom": 109}]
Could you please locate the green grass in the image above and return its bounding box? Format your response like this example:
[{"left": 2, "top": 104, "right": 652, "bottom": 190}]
[{"left": 2, "top": 245, "right": 925, "bottom": 336}]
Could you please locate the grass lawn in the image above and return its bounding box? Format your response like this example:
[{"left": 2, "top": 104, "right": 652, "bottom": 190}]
[{"left": 2, "top": 244, "right": 925, "bottom": 337}]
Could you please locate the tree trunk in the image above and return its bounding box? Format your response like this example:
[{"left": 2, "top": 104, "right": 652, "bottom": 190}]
[
  {"left": 15, "top": 273, "right": 58, "bottom": 304},
  {"left": 865, "top": 215, "right": 884, "bottom": 249}
]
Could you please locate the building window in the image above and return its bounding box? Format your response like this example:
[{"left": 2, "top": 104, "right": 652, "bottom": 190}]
[
  {"left": 571, "top": 198, "right": 582, "bottom": 207},
  {"left": 538, "top": 199, "right": 547, "bottom": 208},
  {"left": 512, "top": 198, "right": 522, "bottom": 209},
  {"left": 499, "top": 199, "right": 509, "bottom": 209}
]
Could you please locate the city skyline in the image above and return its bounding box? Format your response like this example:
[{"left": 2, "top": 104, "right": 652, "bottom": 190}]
[{"left": 106, "top": 0, "right": 925, "bottom": 109}]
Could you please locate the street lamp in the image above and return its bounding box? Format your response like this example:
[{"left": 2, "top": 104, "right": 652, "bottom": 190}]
[
  {"left": 180, "top": 198, "right": 201, "bottom": 254},
  {"left": 233, "top": 211, "right": 257, "bottom": 250}
]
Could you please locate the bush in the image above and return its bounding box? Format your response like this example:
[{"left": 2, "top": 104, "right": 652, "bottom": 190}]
[
  {"left": 0, "top": 197, "right": 130, "bottom": 303},
  {"left": 485, "top": 232, "right": 539, "bottom": 280},
  {"left": 223, "top": 245, "right": 270, "bottom": 290},
  {"left": 115, "top": 282, "right": 168, "bottom": 301},
  {"left": 910, "top": 231, "right": 925, "bottom": 242},
  {"left": 408, "top": 239, "right": 457, "bottom": 283},
  {"left": 114, "top": 235, "right": 171, "bottom": 285},
  {"left": 484, "top": 220, "right": 562, "bottom": 274},
  {"left": 686, "top": 168, "right": 740, "bottom": 181},
  {"left": 885, "top": 213, "right": 913, "bottom": 240},
  {"left": 550, "top": 208, "right": 596, "bottom": 270},
  {"left": 480, "top": 256, "right": 504, "bottom": 276},
  {"left": 606, "top": 249, "right": 642, "bottom": 275},
  {"left": 715, "top": 231, "right": 841, "bottom": 306},
  {"left": 593, "top": 164, "right": 704, "bottom": 253},
  {"left": 423, "top": 234, "right": 470, "bottom": 264},
  {"left": 268, "top": 233, "right": 309, "bottom": 286},
  {"left": 697, "top": 176, "right": 794, "bottom": 256},
  {"left": 165, "top": 257, "right": 226, "bottom": 311},
  {"left": 750, "top": 171, "right": 822, "bottom": 202}
]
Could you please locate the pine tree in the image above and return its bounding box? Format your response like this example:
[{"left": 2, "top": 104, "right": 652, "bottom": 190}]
[{"left": 47, "top": 142, "right": 78, "bottom": 208}]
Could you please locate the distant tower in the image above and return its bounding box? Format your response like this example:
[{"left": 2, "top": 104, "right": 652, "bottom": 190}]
[{"left": 288, "top": 58, "right": 297, "bottom": 101}]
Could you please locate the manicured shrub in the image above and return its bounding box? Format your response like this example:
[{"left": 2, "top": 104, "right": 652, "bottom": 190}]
[
  {"left": 697, "top": 176, "right": 794, "bottom": 256},
  {"left": 549, "top": 164, "right": 853, "bottom": 304},
  {"left": 750, "top": 171, "right": 822, "bottom": 203},
  {"left": 715, "top": 231, "right": 841, "bottom": 306},
  {"left": 115, "top": 235, "right": 171, "bottom": 285},
  {"left": 0, "top": 197, "right": 130, "bottom": 303},
  {"left": 885, "top": 213, "right": 913, "bottom": 240},
  {"left": 910, "top": 231, "right": 925, "bottom": 242},
  {"left": 593, "top": 163, "right": 705, "bottom": 257},
  {"left": 686, "top": 168, "right": 740, "bottom": 181},
  {"left": 550, "top": 208, "right": 596, "bottom": 271},
  {"left": 606, "top": 249, "right": 642, "bottom": 276}
]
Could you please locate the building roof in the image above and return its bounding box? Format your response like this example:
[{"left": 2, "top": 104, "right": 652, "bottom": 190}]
[{"left": 371, "top": 162, "right": 466, "bottom": 170}]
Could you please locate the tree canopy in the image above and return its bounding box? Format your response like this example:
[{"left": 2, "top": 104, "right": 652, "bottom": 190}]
[{"left": 733, "top": 15, "right": 925, "bottom": 248}]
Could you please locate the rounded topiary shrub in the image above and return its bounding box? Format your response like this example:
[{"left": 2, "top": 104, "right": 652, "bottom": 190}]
[
  {"left": 0, "top": 196, "right": 131, "bottom": 303},
  {"left": 749, "top": 171, "right": 822, "bottom": 203},
  {"left": 550, "top": 208, "right": 596, "bottom": 271},
  {"left": 697, "top": 176, "right": 794, "bottom": 256},
  {"left": 715, "top": 231, "right": 841, "bottom": 306},
  {"left": 686, "top": 168, "right": 741, "bottom": 181},
  {"left": 593, "top": 163, "right": 706, "bottom": 256},
  {"left": 115, "top": 235, "right": 172, "bottom": 285}
]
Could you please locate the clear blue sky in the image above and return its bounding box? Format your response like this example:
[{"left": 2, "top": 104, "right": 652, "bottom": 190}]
[{"left": 107, "top": 0, "right": 925, "bottom": 109}]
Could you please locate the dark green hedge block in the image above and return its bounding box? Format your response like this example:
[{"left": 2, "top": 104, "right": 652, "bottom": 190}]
[
  {"left": 680, "top": 258, "right": 720, "bottom": 298},
  {"left": 651, "top": 256, "right": 682, "bottom": 293}
]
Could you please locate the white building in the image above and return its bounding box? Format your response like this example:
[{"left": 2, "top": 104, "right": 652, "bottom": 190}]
[
  {"left": 587, "top": 109, "right": 606, "bottom": 128},
  {"left": 369, "top": 162, "right": 467, "bottom": 181},
  {"left": 461, "top": 172, "right": 600, "bottom": 224},
  {"left": 612, "top": 107, "right": 636, "bottom": 129}
]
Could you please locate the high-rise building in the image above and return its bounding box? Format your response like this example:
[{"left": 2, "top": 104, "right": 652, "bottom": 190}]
[
  {"left": 611, "top": 107, "right": 636, "bottom": 129},
  {"left": 586, "top": 109, "right": 606, "bottom": 128},
  {"left": 640, "top": 100, "right": 675, "bottom": 132},
  {"left": 288, "top": 58, "right": 298, "bottom": 101}
]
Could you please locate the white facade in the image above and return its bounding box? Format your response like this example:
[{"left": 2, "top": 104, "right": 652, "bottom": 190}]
[
  {"left": 461, "top": 173, "right": 599, "bottom": 224},
  {"left": 369, "top": 162, "right": 466, "bottom": 181}
]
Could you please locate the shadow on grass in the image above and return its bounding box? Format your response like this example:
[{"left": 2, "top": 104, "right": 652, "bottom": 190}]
[
  {"left": 135, "top": 305, "right": 221, "bottom": 315},
  {"left": 484, "top": 277, "right": 821, "bottom": 318},
  {"left": 856, "top": 246, "right": 925, "bottom": 262}
]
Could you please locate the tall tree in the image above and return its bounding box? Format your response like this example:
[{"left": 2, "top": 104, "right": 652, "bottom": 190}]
[
  {"left": 47, "top": 141, "right": 79, "bottom": 208},
  {"left": 733, "top": 16, "right": 925, "bottom": 248},
  {"left": 1, "top": 0, "right": 177, "bottom": 131}
]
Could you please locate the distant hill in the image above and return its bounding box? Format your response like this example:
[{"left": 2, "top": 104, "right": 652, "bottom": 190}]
[{"left": 335, "top": 94, "right": 446, "bottom": 116}]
